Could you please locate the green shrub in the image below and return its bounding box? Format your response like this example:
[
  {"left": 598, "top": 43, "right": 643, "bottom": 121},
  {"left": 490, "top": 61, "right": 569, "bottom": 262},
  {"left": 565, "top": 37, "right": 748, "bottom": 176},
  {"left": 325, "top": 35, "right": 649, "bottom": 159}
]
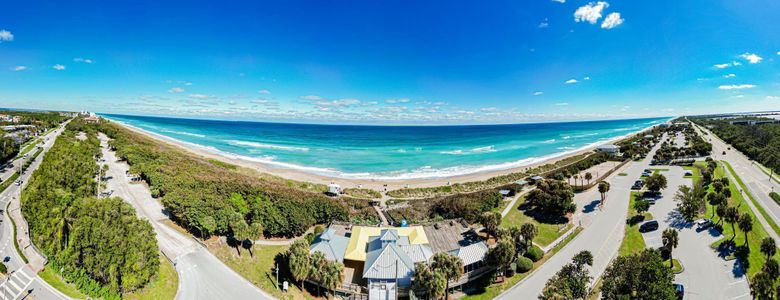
[
  {"left": 516, "top": 256, "right": 533, "bottom": 273},
  {"left": 0, "top": 262, "right": 6, "bottom": 274},
  {"left": 506, "top": 263, "right": 516, "bottom": 277},
  {"left": 524, "top": 245, "right": 544, "bottom": 262},
  {"left": 770, "top": 192, "right": 780, "bottom": 205}
]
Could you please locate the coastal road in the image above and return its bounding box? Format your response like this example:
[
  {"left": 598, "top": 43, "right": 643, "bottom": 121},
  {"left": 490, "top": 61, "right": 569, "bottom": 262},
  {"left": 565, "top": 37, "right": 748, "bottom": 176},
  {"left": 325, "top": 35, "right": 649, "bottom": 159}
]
[
  {"left": 639, "top": 167, "right": 750, "bottom": 300},
  {"left": 694, "top": 124, "right": 780, "bottom": 235},
  {"left": 98, "top": 134, "right": 275, "bottom": 300},
  {"left": 497, "top": 134, "right": 667, "bottom": 299},
  {"left": 0, "top": 122, "right": 71, "bottom": 300}
]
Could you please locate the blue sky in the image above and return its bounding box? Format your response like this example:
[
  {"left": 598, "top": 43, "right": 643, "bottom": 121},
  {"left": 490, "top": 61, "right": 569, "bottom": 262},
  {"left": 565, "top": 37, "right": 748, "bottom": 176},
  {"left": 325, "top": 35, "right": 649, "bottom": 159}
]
[{"left": 1, "top": 0, "right": 779, "bottom": 125}]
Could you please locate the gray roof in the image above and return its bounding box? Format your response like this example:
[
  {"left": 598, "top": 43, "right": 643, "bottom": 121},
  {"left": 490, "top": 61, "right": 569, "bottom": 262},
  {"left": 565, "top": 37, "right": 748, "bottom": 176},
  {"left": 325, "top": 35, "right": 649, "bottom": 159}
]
[
  {"left": 398, "top": 244, "right": 434, "bottom": 263},
  {"left": 448, "top": 242, "right": 488, "bottom": 266},
  {"left": 310, "top": 230, "right": 349, "bottom": 262},
  {"left": 363, "top": 244, "right": 415, "bottom": 280},
  {"left": 379, "top": 229, "right": 400, "bottom": 241}
]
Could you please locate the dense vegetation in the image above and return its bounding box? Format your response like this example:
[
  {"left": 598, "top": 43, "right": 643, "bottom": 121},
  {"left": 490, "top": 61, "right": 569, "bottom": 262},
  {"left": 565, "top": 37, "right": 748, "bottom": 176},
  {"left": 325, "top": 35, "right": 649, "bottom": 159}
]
[
  {"left": 97, "top": 121, "right": 353, "bottom": 237},
  {"left": 699, "top": 120, "right": 780, "bottom": 175},
  {"left": 385, "top": 189, "right": 502, "bottom": 224},
  {"left": 601, "top": 248, "right": 677, "bottom": 299},
  {"left": 0, "top": 130, "right": 18, "bottom": 163},
  {"left": 0, "top": 110, "right": 69, "bottom": 128},
  {"left": 525, "top": 180, "right": 576, "bottom": 216},
  {"left": 21, "top": 118, "right": 159, "bottom": 298}
]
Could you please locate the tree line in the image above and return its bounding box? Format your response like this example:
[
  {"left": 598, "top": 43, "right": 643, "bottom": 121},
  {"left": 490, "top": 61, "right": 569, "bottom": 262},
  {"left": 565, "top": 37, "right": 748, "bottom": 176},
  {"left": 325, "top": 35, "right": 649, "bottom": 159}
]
[
  {"left": 21, "top": 118, "right": 159, "bottom": 298},
  {"left": 701, "top": 120, "right": 780, "bottom": 176},
  {"left": 96, "top": 120, "right": 351, "bottom": 238}
]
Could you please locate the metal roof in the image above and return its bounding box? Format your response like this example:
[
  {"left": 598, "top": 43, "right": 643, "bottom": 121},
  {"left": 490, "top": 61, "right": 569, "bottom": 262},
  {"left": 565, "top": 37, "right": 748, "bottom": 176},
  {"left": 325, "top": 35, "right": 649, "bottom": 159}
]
[
  {"left": 448, "top": 242, "right": 488, "bottom": 266},
  {"left": 310, "top": 231, "right": 350, "bottom": 262},
  {"left": 398, "top": 244, "right": 433, "bottom": 263},
  {"left": 363, "top": 244, "right": 416, "bottom": 280},
  {"left": 344, "top": 226, "right": 429, "bottom": 261}
]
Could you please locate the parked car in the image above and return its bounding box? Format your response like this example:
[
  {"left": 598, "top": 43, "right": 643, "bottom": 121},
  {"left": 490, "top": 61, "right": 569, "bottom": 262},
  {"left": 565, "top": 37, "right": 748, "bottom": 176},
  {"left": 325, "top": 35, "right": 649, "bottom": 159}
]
[
  {"left": 639, "top": 220, "right": 659, "bottom": 232},
  {"left": 684, "top": 170, "right": 693, "bottom": 177},
  {"left": 695, "top": 219, "right": 713, "bottom": 231},
  {"left": 674, "top": 283, "right": 685, "bottom": 299}
]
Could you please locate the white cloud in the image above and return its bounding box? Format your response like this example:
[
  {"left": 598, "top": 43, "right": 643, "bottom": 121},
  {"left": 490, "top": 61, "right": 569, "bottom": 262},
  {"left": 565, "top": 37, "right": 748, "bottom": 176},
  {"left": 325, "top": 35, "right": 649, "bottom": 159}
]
[
  {"left": 714, "top": 61, "right": 741, "bottom": 69},
  {"left": 73, "top": 57, "right": 93, "bottom": 64},
  {"left": 723, "top": 73, "right": 736, "bottom": 78},
  {"left": 555, "top": 102, "right": 570, "bottom": 106},
  {"left": 565, "top": 79, "right": 578, "bottom": 84},
  {"left": 601, "top": 12, "right": 624, "bottom": 29},
  {"left": 12, "top": 66, "right": 27, "bottom": 71},
  {"left": 52, "top": 64, "right": 66, "bottom": 71},
  {"left": 533, "top": 91, "right": 544, "bottom": 96},
  {"left": 539, "top": 18, "right": 549, "bottom": 28},
  {"left": 189, "top": 93, "right": 214, "bottom": 99},
  {"left": 732, "top": 94, "right": 745, "bottom": 98},
  {"left": 386, "top": 98, "right": 410, "bottom": 104},
  {"left": 552, "top": 0, "right": 565, "bottom": 3},
  {"left": 258, "top": 89, "right": 271, "bottom": 94},
  {"left": 0, "top": 30, "right": 13, "bottom": 42},
  {"left": 740, "top": 52, "right": 762, "bottom": 64},
  {"left": 718, "top": 84, "right": 756, "bottom": 90},
  {"left": 480, "top": 107, "right": 498, "bottom": 112},
  {"left": 766, "top": 96, "right": 780, "bottom": 101},
  {"left": 583, "top": 76, "right": 591, "bottom": 80},
  {"left": 168, "top": 87, "right": 185, "bottom": 93},
  {"left": 300, "top": 95, "right": 324, "bottom": 101},
  {"left": 251, "top": 99, "right": 269, "bottom": 104},
  {"left": 574, "top": 2, "right": 609, "bottom": 24}
]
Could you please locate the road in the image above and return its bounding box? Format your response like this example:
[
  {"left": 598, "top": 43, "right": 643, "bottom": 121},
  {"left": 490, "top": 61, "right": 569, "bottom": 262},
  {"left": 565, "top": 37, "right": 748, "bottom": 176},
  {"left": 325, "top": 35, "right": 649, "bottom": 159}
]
[
  {"left": 639, "top": 167, "right": 750, "bottom": 300},
  {"left": 695, "top": 124, "right": 780, "bottom": 236},
  {"left": 498, "top": 134, "right": 667, "bottom": 299},
  {"left": 0, "top": 123, "right": 71, "bottom": 300},
  {"left": 97, "top": 133, "right": 275, "bottom": 300}
]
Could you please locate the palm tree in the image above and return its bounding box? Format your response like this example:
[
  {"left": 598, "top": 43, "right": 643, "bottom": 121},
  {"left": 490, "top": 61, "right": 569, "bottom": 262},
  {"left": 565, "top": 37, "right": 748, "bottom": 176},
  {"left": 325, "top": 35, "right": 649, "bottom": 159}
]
[
  {"left": 739, "top": 213, "right": 753, "bottom": 247},
  {"left": 716, "top": 203, "right": 727, "bottom": 225},
  {"left": 662, "top": 228, "right": 679, "bottom": 269},
  {"left": 321, "top": 261, "right": 344, "bottom": 299},
  {"left": 288, "top": 240, "right": 311, "bottom": 290},
  {"left": 585, "top": 172, "right": 593, "bottom": 185},
  {"left": 724, "top": 206, "right": 739, "bottom": 240},
  {"left": 598, "top": 181, "right": 610, "bottom": 205},
  {"left": 520, "top": 223, "right": 538, "bottom": 249},
  {"left": 481, "top": 212, "right": 501, "bottom": 241},
  {"left": 432, "top": 253, "right": 464, "bottom": 300},
  {"left": 309, "top": 251, "right": 327, "bottom": 296},
  {"left": 750, "top": 271, "right": 775, "bottom": 300},
  {"left": 573, "top": 174, "right": 579, "bottom": 187},
  {"left": 760, "top": 237, "right": 776, "bottom": 259}
]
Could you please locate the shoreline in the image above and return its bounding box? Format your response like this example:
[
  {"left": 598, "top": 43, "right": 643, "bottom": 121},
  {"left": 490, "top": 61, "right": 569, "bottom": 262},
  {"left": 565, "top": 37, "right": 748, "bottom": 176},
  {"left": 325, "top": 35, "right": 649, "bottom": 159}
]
[{"left": 107, "top": 118, "right": 665, "bottom": 191}]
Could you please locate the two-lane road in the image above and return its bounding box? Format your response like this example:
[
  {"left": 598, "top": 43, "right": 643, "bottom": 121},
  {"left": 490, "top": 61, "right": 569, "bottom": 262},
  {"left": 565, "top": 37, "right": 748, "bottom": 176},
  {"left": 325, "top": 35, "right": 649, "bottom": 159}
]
[{"left": 0, "top": 122, "right": 71, "bottom": 300}]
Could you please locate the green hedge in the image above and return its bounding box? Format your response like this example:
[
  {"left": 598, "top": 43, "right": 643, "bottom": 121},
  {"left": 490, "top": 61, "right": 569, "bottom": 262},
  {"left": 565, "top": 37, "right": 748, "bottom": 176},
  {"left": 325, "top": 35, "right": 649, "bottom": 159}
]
[
  {"left": 525, "top": 245, "right": 544, "bottom": 262},
  {"left": 516, "top": 256, "right": 534, "bottom": 273},
  {"left": 770, "top": 192, "right": 780, "bottom": 205}
]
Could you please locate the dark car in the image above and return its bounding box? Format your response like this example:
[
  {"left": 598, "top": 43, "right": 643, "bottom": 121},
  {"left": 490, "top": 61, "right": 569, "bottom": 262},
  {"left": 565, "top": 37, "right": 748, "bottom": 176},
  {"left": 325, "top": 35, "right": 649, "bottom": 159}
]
[
  {"left": 674, "top": 283, "right": 684, "bottom": 299},
  {"left": 639, "top": 220, "right": 659, "bottom": 232}
]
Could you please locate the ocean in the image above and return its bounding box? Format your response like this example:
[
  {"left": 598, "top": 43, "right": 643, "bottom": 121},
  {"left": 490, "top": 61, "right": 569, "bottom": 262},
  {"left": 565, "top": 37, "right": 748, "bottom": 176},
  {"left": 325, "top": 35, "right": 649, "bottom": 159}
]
[{"left": 102, "top": 114, "right": 670, "bottom": 180}]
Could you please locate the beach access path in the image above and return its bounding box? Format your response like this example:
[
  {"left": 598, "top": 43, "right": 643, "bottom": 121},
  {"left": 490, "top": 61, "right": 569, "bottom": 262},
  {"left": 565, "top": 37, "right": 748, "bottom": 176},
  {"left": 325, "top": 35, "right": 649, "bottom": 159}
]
[
  {"left": 0, "top": 121, "right": 72, "bottom": 300},
  {"left": 98, "top": 133, "right": 275, "bottom": 300},
  {"left": 497, "top": 133, "right": 667, "bottom": 299}
]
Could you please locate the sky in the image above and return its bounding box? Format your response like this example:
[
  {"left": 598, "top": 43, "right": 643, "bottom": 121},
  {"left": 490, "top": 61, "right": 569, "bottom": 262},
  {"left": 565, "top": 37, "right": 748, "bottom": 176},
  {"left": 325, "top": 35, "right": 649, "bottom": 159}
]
[{"left": 1, "top": 0, "right": 780, "bottom": 125}]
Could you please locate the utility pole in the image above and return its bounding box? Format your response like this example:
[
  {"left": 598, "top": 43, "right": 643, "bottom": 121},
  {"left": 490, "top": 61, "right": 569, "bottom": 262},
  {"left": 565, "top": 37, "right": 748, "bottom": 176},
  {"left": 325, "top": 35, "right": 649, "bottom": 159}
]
[{"left": 275, "top": 264, "right": 279, "bottom": 290}]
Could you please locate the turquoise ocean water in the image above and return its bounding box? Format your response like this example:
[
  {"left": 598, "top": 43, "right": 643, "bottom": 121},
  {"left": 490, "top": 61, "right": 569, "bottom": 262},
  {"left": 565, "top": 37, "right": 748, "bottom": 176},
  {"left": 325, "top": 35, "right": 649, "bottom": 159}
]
[{"left": 102, "top": 114, "right": 670, "bottom": 180}]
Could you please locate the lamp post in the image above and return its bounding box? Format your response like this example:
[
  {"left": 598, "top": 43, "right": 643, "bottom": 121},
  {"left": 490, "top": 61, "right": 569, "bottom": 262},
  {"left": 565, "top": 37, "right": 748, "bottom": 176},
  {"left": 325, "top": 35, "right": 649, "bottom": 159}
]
[{"left": 275, "top": 264, "right": 279, "bottom": 290}]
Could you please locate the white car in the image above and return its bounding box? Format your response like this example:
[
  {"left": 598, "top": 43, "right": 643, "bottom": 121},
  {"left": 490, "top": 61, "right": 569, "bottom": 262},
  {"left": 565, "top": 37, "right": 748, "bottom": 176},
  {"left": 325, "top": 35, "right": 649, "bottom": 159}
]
[{"left": 695, "top": 218, "right": 713, "bottom": 231}]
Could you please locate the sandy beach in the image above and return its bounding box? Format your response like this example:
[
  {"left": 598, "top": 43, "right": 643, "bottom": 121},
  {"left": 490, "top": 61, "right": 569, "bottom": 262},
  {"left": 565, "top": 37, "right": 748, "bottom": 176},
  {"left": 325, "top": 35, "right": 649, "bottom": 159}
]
[{"left": 111, "top": 119, "right": 660, "bottom": 191}]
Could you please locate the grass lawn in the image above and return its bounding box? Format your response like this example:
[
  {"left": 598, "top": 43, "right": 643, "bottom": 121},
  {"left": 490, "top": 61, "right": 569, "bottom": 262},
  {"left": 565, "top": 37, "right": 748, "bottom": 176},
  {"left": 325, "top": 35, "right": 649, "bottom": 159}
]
[
  {"left": 125, "top": 254, "right": 178, "bottom": 300},
  {"left": 501, "top": 196, "right": 572, "bottom": 247},
  {"left": 619, "top": 192, "right": 653, "bottom": 256},
  {"left": 704, "top": 161, "right": 779, "bottom": 277},
  {"left": 461, "top": 227, "right": 584, "bottom": 300},
  {"left": 663, "top": 258, "right": 683, "bottom": 274},
  {"left": 38, "top": 266, "right": 87, "bottom": 299},
  {"left": 206, "top": 239, "right": 314, "bottom": 300}
]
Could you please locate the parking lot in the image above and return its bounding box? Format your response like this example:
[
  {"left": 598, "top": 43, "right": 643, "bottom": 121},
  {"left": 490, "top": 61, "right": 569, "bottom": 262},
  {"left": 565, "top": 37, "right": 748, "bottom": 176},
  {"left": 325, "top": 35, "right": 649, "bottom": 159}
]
[{"left": 636, "top": 166, "right": 750, "bottom": 299}]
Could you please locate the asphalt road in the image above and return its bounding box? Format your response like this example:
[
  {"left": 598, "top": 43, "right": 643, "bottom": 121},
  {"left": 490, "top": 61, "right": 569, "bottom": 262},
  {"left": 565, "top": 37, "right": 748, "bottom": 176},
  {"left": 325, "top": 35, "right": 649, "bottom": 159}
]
[
  {"left": 98, "top": 134, "right": 275, "bottom": 300},
  {"left": 498, "top": 134, "right": 668, "bottom": 299},
  {"left": 0, "top": 123, "right": 70, "bottom": 300},
  {"left": 639, "top": 167, "right": 750, "bottom": 300},
  {"left": 695, "top": 124, "right": 780, "bottom": 230}
]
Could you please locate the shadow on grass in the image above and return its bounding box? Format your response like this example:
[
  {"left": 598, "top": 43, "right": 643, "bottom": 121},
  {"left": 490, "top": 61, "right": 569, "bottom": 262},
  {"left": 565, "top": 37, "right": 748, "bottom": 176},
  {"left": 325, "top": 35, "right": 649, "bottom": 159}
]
[
  {"left": 516, "top": 204, "right": 569, "bottom": 225},
  {"left": 627, "top": 215, "right": 647, "bottom": 226}
]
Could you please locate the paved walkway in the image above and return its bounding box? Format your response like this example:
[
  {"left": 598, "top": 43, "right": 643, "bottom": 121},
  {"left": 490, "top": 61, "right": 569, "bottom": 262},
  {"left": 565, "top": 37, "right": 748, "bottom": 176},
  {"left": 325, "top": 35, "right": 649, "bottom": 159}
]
[{"left": 98, "top": 133, "right": 275, "bottom": 300}]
